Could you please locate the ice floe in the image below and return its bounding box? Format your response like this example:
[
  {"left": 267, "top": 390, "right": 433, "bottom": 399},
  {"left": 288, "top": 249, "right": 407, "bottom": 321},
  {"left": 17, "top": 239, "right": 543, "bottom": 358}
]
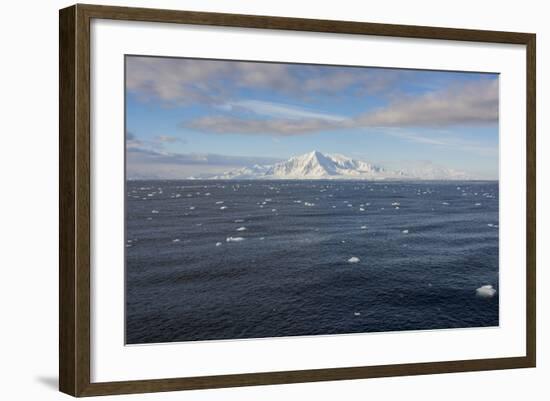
[
  {"left": 220, "top": 206, "right": 228, "bottom": 210},
  {"left": 226, "top": 237, "right": 245, "bottom": 242},
  {"left": 236, "top": 227, "right": 247, "bottom": 231},
  {"left": 348, "top": 256, "right": 360, "bottom": 263},
  {"left": 402, "top": 230, "right": 409, "bottom": 234},
  {"left": 476, "top": 285, "right": 497, "bottom": 298},
  {"left": 360, "top": 226, "right": 367, "bottom": 230},
  {"left": 172, "top": 239, "right": 180, "bottom": 243},
  {"left": 354, "top": 312, "right": 361, "bottom": 316},
  {"left": 304, "top": 202, "right": 315, "bottom": 207},
  {"left": 215, "top": 242, "right": 222, "bottom": 247},
  {"left": 151, "top": 210, "right": 159, "bottom": 214}
]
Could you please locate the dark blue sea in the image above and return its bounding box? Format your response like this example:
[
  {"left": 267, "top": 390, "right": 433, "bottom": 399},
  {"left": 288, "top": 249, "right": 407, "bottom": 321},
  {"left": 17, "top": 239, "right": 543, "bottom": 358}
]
[{"left": 125, "top": 180, "right": 499, "bottom": 344}]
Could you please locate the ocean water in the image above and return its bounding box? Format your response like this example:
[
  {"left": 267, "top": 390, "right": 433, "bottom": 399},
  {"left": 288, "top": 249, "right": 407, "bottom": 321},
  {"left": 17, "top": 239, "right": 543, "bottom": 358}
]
[{"left": 125, "top": 180, "right": 499, "bottom": 344}]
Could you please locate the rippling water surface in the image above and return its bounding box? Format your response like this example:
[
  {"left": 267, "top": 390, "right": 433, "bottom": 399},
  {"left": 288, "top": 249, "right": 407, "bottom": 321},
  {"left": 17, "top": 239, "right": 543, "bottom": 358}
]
[{"left": 125, "top": 180, "right": 499, "bottom": 344}]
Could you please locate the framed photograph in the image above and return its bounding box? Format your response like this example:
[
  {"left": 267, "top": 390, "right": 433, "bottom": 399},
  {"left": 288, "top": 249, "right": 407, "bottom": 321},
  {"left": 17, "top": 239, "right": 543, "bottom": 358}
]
[{"left": 59, "top": 4, "right": 536, "bottom": 397}]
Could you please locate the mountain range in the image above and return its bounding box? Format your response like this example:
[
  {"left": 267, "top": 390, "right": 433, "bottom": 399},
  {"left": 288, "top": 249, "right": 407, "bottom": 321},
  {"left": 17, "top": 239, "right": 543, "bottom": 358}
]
[{"left": 211, "top": 151, "right": 470, "bottom": 180}]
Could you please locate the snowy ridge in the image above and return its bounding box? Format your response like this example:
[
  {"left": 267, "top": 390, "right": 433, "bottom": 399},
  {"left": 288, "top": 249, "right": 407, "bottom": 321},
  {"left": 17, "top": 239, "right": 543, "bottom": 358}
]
[{"left": 211, "top": 151, "right": 470, "bottom": 180}]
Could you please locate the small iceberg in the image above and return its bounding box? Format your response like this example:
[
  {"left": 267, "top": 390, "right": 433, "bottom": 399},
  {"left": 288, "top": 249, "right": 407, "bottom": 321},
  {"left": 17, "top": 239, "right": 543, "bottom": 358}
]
[
  {"left": 151, "top": 210, "right": 159, "bottom": 214},
  {"left": 215, "top": 242, "right": 222, "bottom": 247},
  {"left": 226, "top": 237, "right": 244, "bottom": 242},
  {"left": 304, "top": 202, "right": 315, "bottom": 207},
  {"left": 354, "top": 312, "right": 361, "bottom": 316},
  {"left": 442, "top": 202, "right": 450, "bottom": 205},
  {"left": 220, "top": 206, "right": 228, "bottom": 210},
  {"left": 348, "top": 256, "right": 360, "bottom": 263},
  {"left": 215, "top": 201, "right": 224, "bottom": 204},
  {"left": 172, "top": 239, "right": 180, "bottom": 243},
  {"left": 475, "top": 203, "right": 482, "bottom": 206},
  {"left": 360, "top": 225, "right": 367, "bottom": 230},
  {"left": 391, "top": 202, "right": 400, "bottom": 206},
  {"left": 476, "top": 285, "right": 497, "bottom": 298},
  {"left": 236, "top": 227, "right": 247, "bottom": 231},
  {"left": 402, "top": 229, "right": 409, "bottom": 234}
]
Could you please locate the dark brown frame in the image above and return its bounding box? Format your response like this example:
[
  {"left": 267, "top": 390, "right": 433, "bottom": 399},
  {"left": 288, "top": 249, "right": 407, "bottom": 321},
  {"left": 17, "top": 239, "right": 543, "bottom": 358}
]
[{"left": 59, "top": 3, "right": 536, "bottom": 397}]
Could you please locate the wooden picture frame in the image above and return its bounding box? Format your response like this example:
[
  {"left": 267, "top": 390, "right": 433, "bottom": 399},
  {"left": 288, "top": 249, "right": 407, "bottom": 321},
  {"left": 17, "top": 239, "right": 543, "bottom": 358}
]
[{"left": 59, "top": 3, "right": 536, "bottom": 397}]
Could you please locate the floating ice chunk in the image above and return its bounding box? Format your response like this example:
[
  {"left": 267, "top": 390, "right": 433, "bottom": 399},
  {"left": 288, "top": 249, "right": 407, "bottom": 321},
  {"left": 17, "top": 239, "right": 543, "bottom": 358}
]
[
  {"left": 294, "top": 200, "right": 302, "bottom": 203},
  {"left": 395, "top": 206, "right": 400, "bottom": 210},
  {"left": 259, "top": 237, "right": 265, "bottom": 240},
  {"left": 442, "top": 202, "right": 450, "bottom": 205},
  {"left": 359, "top": 208, "right": 365, "bottom": 211},
  {"left": 172, "top": 239, "right": 180, "bottom": 243},
  {"left": 348, "top": 256, "right": 360, "bottom": 263},
  {"left": 304, "top": 202, "right": 315, "bottom": 207},
  {"left": 360, "top": 225, "right": 367, "bottom": 230},
  {"left": 272, "top": 209, "right": 277, "bottom": 212},
  {"left": 189, "top": 206, "right": 195, "bottom": 210},
  {"left": 402, "top": 230, "right": 409, "bottom": 234},
  {"left": 236, "top": 227, "right": 247, "bottom": 231},
  {"left": 205, "top": 193, "right": 211, "bottom": 196},
  {"left": 215, "top": 201, "right": 224, "bottom": 204},
  {"left": 354, "top": 312, "right": 361, "bottom": 316},
  {"left": 265, "top": 198, "right": 272, "bottom": 202},
  {"left": 226, "top": 237, "right": 244, "bottom": 242},
  {"left": 391, "top": 202, "right": 400, "bottom": 206},
  {"left": 220, "top": 206, "right": 228, "bottom": 210},
  {"left": 151, "top": 210, "right": 159, "bottom": 214},
  {"left": 475, "top": 203, "right": 482, "bottom": 206},
  {"left": 476, "top": 285, "right": 497, "bottom": 298},
  {"left": 215, "top": 242, "right": 222, "bottom": 247},
  {"left": 487, "top": 223, "right": 494, "bottom": 227}
]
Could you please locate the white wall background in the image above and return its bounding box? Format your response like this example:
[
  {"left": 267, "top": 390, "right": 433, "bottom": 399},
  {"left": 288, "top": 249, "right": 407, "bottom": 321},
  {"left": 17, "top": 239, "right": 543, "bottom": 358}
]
[{"left": 0, "top": 0, "right": 546, "bottom": 400}]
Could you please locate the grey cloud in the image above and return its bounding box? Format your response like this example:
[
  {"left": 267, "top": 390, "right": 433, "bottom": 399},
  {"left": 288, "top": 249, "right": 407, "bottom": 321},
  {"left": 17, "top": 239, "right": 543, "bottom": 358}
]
[
  {"left": 185, "top": 116, "right": 346, "bottom": 136},
  {"left": 126, "top": 56, "right": 399, "bottom": 105},
  {"left": 357, "top": 80, "right": 498, "bottom": 127},
  {"left": 184, "top": 79, "right": 498, "bottom": 135},
  {"left": 126, "top": 147, "right": 282, "bottom": 179}
]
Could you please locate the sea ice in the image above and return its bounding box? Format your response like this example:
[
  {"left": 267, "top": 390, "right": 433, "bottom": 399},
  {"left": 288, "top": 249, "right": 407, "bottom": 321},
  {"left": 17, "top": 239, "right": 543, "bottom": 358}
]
[
  {"left": 348, "top": 257, "right": 360, "bottom": 263},
  {"left": 476, "top": 285, "right": 497, "bottom": 298}
]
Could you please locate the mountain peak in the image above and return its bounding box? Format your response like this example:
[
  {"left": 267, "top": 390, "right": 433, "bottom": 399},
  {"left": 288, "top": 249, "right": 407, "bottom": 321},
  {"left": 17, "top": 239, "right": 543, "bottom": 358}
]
[{"left": 212, "top": 151, "right": 470, "bottom": 180}]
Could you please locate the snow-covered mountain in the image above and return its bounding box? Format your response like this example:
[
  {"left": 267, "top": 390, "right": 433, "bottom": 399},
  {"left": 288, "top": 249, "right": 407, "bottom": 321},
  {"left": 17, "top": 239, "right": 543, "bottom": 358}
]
[
  {"left": 213, "top": 151, "right": 402, "bottom": 180},
  {"left": 211, "top": 151, "right": 472, "bottom": 180}
]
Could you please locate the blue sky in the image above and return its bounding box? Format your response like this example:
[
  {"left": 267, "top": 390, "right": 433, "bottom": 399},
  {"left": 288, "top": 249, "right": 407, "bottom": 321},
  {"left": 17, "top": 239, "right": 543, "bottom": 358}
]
[{"left": 126, "top": 56, "right": 498, "bottom": 179}]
